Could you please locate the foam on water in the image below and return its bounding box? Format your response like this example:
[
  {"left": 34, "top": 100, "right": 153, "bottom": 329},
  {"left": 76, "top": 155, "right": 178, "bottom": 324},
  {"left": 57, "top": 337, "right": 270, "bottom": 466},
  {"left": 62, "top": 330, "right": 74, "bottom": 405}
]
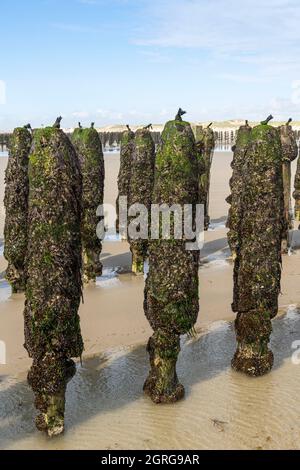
[
  {"left": 208, "top": 221, "right": 227, "bottom": 231},
  {"left": 200, "top": 249, "right": 231, "bottom": 270},
  {"left": 96, "top": 268, "right": 121, "bottom": 289},
  {"left": 1, "top": 307, "right": 300, "bottom": 449}
]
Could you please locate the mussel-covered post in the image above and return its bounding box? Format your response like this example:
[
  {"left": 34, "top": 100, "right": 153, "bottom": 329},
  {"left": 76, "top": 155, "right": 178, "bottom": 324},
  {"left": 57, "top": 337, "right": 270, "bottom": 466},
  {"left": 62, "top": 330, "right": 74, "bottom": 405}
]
[
  {"left": 294, "top": 153, "right": 300, "bottom": 221},
  {"left": 278, "top": 119, "right": 298, "bottom": 252},
  {"left": 128, "top": 126, "right": 155, "bottom": 274},
  {"left": 4, "top": 125, "right": 32, "bottom": 293},
  {"left": 230, "top": 116, "right": 284, "bottom": 376},
  {"left": 194, "top": 123, "right": 215, "bottom": 229},
  {"left": 72, "top": 124, "right": 105, "bottom": 282},
  {"left": 226, "top": 121, "right": 252, "bottom": 310},
  {"left": 226, "top": 121, "right": 251, "bottom": 246},
  {"left": 24, "top": 122, "right": 84, "bottom": 436},
  {"left": 144, "top": 110, "right": 199, "bottom": 403},
  {"left": 116, "top": 126, "right": 135, "bottom": 237}
]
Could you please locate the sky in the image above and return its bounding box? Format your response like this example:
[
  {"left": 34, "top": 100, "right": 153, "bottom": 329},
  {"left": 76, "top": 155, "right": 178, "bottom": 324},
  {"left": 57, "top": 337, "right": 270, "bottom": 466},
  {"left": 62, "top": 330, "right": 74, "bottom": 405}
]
[{"left": 1, "top": 0, "right": 300, "bottom": 130}]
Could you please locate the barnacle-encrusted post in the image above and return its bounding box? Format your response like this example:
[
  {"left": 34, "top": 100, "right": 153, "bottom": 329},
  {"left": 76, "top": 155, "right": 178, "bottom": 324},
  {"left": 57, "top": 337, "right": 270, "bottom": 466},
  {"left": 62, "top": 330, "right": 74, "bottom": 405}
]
[
  {"left": 294, "top": 151, "right": 300, "bottom": 221},
  {"left": 194, "top": 123, "right": 215, "bottom": 230},
  {"left": 24, "top": 122, "right": 84, "bottom": 436},
  {"left": 226, "top": 121, "right": 252, "bottom": 308},
  {"left": 230, "top": 116, "right": 284, "bottom": 376},
  {"left": 128, "top": 126, "right": 155, "bottom": 274},
  {"left": 72, "top": 124, "right": 105, "bottom": 282},
  {"left": 116, "top": 125, "right": 135, "bottom": 237},
  {"left": 278, "top": 118, "right": 298, "bottom": 252},
  {"left": 4, "top": 125, "right": 32, "bottom": 293},
  {"left": 144, "top": 110, "right": 199, "bottom": 403}
]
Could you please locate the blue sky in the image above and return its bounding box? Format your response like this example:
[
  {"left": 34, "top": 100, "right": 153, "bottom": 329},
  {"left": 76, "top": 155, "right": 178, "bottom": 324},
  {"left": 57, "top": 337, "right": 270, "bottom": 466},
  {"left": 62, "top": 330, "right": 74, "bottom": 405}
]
[{"left": 1, "top": 0, "right": 300, "bottom": 130}]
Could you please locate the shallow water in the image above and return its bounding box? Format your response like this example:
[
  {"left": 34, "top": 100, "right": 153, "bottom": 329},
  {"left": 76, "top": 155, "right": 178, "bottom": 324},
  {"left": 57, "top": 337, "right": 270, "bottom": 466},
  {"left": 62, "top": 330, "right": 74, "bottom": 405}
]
[
  {"left": 96, "top": 268, "right": 121, "bottom": 289},
  {"left": 1, "top": 307, "right": 300, "bottom": 450},
  {"left": 200, "top": 248, "right": 231, "bottom": 269},
  {"left": 0, "top": 279, "right": 11, "bottom": 302}
]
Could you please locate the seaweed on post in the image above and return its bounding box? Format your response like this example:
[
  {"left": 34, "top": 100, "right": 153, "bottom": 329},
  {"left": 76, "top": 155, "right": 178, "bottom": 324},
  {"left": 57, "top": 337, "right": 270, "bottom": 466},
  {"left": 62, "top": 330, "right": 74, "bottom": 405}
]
[
  {"left": 143, "top": 109, "right": 200, "bottom": 403},
  {"left": 226, "top": 120, "right": 252, "bottom": 311},
  {"left": 194, "top": 122, "right": 215, "bottom": 230},
  {"left": 116, "top": 125, "right": 135, "bottom": 237},
  {"left": 24, "top": 118, "right": 84, "bottom": 436},
  {"left": 229, "top": 115, "right": 284, "bottom": 376},
  {"left": 128, "top": 125, "right": 155, "bottom": 274},
  {"left": 72, "top": 123, "right": 105, "bottom": 282},
  {"left": 4, "top": 125, "right": 32, "bottom": 293},
  {"left": 278, "top": 118, "right": 298, "bottom": 253}
]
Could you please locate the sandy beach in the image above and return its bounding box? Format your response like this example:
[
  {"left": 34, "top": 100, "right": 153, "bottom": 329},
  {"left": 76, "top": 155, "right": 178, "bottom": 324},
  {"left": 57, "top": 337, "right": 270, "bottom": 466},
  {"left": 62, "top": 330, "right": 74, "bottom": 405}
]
[{"left": 1, "top": 150, "right": 300, "bottom": 449}]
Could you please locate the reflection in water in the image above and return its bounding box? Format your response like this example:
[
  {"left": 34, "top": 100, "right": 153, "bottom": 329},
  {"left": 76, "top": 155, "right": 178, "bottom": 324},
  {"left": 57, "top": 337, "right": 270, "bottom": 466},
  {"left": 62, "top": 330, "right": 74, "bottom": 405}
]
[
  {"left": 1, "top": 308, "right": 300, "bottom": 449},
  {"left": 200, "top": 249, "right": 231, "bottom": 269},
  {"left": 0, "top": 279, "right": 11, "bottom": 302},
  {"left": 96, "top": 268, "right": 121, "bottom": 289},
  {"left": 208, "top": 221, "right": 227, "bottom": 231}
]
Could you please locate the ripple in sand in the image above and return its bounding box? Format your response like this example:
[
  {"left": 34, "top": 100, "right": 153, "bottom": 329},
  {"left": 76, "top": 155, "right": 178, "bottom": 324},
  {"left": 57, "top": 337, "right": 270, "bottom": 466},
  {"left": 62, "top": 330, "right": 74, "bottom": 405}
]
[{"left": 1, "top": 308, "right": 300, "bottom": 449}]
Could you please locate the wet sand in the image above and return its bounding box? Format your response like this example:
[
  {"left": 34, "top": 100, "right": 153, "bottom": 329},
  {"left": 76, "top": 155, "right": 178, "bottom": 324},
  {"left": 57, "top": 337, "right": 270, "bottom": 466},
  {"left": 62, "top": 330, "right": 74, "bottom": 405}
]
[{"left": 1, "top": 151, "right": 300, "bottom": 449}]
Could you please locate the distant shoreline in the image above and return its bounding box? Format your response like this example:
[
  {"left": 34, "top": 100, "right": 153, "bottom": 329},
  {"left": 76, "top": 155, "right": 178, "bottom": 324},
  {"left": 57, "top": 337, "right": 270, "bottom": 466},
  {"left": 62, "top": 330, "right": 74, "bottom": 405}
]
[{"left": 2, "top": 119, "right": 300, "bottom": 134}]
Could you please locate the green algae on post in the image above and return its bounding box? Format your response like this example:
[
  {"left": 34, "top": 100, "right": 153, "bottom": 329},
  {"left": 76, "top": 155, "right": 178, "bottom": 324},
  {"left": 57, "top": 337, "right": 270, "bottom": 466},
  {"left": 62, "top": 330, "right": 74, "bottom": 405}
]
[
  {"left": 226, "top": 120, "right": 252, "bottom": 255},
  {"left": 144, "top": 110, "right": 199, "bottom": 403},
  {"left": 229, "top": 115, "right": 284, "bottom": 376},
  {"left": 226, "top": 121, "right": 252, "bottom": 311},
  {"left": 24, "top": 119, "right": 84, "bottom": 437},
  {"left": 128, "top": 126, "right": 155, "bottom": 274},
  {"left": 194, "top": 122, "right": 215, "bottom": 230},
  {"left": 116, "top": 125, "right": 135, "bottom": 236},
  {"left": 294, "top": 150, "right": 300, "bottom": 222},
  {"left": 72, "top": 123, "right": 105, "bottom": 283},
  {"left": 278, "top": 119, "right": 298, "bottom": 252},
  {"left": 4, "top": 125, "right": 32, "bottom": 293}
]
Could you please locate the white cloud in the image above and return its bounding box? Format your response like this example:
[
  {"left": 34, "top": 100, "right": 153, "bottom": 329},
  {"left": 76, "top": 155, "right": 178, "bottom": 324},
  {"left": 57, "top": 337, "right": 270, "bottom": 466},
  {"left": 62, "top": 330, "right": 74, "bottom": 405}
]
[
  {"left": 96, "top": 109, "right": 124, "bottom": 120},
  {"left": 72, "top": 111, "right": 90, "bottom": 118},
  {"left": 139, "top": 50, "right": 172, "bottom": 64},
  {"left": 133, "top": 0, "right": 300, "bottom": 76}
]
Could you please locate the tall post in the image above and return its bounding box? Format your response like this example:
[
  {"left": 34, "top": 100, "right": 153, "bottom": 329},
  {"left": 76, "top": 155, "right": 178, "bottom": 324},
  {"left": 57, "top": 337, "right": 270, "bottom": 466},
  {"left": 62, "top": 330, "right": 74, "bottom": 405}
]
[
  {"left": 128, "top": 126, "right": 155, "bottom": 274},
  {"left": 194, "top": 123, "right": 215, "bottom": 230},
  {"left": 278, "top": 118, "right": 298, "bottom": 253},
  {"left": 24, "top": 121, "right": 83, "bottom": 436},
  {"left": 4, "top": 125, "right": 32, "bottom": 293},
  {"left": 72, "top": 124, "right": 105, "bottom": 282},
  {"left": 229, "top": 116, "right": 284, "bottom": 376},
  {"left": 226, "top": 121, "right": 252, "bottom": 310},
  {"left": 144, "top": 110, "right": 199, "bottom": 403},
  {"left": 116, "top": 126, "right": 135, "bottom": 237}
]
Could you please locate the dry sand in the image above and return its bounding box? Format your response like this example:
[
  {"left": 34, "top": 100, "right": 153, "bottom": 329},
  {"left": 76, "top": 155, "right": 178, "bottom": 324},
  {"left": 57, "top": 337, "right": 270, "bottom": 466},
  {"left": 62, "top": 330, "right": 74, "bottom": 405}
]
[{"left": 0, "top": 150, "right": 300, "bottom": 449}]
